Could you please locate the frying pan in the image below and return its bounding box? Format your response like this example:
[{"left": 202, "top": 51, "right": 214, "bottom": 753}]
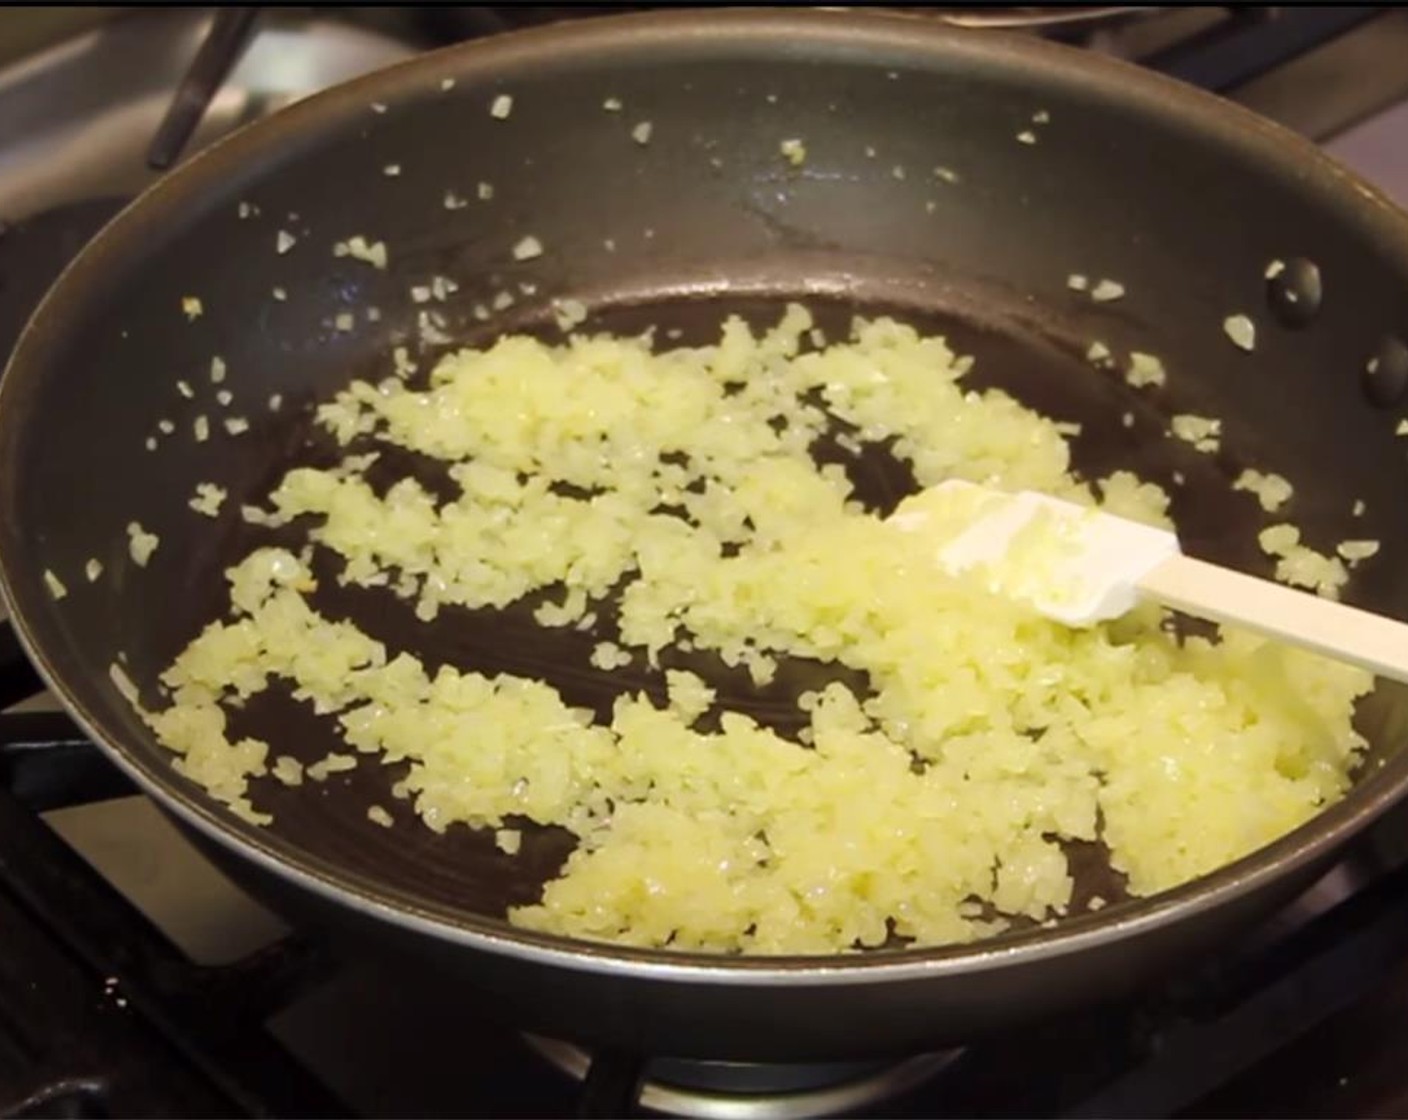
[{"left": 4, "top": 7, "right": 1408, "bottom": 1063}]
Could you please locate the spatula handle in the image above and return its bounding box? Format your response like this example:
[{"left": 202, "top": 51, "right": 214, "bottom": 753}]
[{"left": 1138, "top": 554, "right": 1408, "bottom": 683}]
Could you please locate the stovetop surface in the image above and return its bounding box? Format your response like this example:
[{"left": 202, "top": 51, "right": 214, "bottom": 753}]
[{"left": 8, "top": 7, "right": 1408, "bottom": 1118}]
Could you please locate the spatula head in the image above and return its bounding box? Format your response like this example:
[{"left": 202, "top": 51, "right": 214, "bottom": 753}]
[{"left": 887, "top": 479, "right": 1180, "bottom": 626}]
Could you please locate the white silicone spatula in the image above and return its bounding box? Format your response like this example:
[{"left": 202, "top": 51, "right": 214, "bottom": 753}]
[{"left": 886, "top": 479, "right": 1408, "bottom": 683}]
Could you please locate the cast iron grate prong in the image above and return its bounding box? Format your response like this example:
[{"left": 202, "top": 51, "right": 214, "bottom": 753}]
[
  {"left": 576, "top": 1049, "right": 646, "bottom": 1120},
  {"left": 0, "top": 622, "right": 46, "bottom": 712},
  {"left": 0, "top": 711, "right": 133, "bottom": 813}
]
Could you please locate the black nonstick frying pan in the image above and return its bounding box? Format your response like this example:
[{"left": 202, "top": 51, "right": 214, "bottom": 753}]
[{"left": 4, "top": 8, "right": 1408, "bottom": 1063}]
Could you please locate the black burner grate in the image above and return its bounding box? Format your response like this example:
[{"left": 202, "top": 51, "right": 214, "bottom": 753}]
[{"left": 0, "top": 632, "right": 345, "bottom": 1119}]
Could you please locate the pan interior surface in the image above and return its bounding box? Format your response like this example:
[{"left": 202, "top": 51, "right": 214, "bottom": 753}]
[{"left": 4, "top": 10, "right": 1408, "bottom": 969}]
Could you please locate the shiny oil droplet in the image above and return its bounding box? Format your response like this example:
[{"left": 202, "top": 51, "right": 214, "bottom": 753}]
[
  {"left": 1266, "top": 257, "right": 1322, "bottom": 327},
  {"left": 1362, "top": 335, "right": 1408, "bottom": 408}
]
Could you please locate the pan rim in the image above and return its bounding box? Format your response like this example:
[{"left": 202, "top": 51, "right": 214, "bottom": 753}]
[{"left": 2, "top": 4, "right": 1407, "bottom": 985}]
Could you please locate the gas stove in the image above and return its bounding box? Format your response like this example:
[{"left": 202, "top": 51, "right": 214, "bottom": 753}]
[{"left": 6, "top": 7, "right": 1408, "bottom": 1117}]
